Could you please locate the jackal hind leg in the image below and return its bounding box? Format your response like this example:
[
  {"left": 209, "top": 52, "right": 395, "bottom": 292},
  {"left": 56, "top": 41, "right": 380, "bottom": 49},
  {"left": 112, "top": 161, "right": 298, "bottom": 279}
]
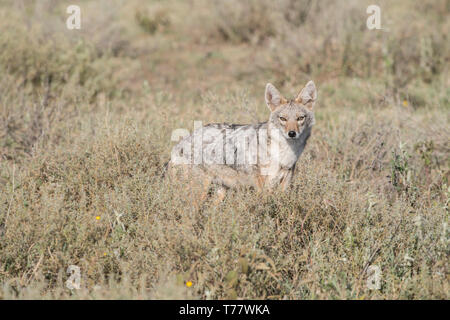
[
  {"left": 167, "top": 164, "right": 212, "bottom": 212},
  {"left": 211, "top": 186, "right": 228, "bottom": 206},
  {"left": 187, "top": 169, "right": 213, "bottom": 212}
]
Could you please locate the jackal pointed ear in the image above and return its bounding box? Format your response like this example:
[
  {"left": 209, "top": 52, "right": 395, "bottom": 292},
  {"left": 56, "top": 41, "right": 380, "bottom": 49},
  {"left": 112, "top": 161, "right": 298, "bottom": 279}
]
[
  {"left": 265, "top": 83, "right": 287, "bottom": 111},
  {"left": 295, "top": 81, "right": 317, "bottom": 110}
]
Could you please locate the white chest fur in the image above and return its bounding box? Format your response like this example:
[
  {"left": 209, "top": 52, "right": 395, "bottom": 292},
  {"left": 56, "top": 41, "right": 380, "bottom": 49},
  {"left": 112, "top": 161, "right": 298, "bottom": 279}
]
[
  {"left": 269, "top": 133, "right": 305, "bottom": 169},
  {"left": 261, "top": 133, "right": 306, "bottom": 186}
]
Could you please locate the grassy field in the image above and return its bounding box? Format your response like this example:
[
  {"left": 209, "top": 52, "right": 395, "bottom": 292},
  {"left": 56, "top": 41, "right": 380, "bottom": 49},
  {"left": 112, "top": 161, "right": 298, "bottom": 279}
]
[{"left": 0, "top": 0, "right": 448, "bottom": 299}]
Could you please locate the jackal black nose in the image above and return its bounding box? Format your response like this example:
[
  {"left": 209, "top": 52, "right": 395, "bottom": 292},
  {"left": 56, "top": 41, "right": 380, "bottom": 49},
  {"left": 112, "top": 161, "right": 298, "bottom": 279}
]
[{"left": 288, "top": 131, "right": 296, "bottom": 138}]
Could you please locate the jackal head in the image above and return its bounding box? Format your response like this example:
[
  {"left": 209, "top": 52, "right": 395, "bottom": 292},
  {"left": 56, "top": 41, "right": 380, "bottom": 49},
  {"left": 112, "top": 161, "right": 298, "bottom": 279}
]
[{"left": 265, "top": 81, "right": 317, "bottom": 140}]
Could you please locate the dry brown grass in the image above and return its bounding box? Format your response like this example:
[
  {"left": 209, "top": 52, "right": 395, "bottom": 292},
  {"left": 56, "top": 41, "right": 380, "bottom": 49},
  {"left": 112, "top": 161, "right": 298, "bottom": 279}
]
[{"left": 0, "top": 0, "right": 448, "bottom": 299}]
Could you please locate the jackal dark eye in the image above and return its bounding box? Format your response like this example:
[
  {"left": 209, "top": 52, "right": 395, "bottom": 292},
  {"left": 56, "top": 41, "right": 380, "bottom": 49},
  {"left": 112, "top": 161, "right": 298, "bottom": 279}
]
[
  {"left": 297, "top": 115, "right": 305, "bottom": 121},
  {"left": 279, "top": 116, "right": 287, "bottom": 121}
]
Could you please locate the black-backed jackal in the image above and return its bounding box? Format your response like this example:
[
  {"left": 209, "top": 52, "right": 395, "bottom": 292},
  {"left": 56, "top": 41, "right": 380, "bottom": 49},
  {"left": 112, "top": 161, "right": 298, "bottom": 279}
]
[{"left": 167, "top": 81, "right": 317, "bottom": 206}]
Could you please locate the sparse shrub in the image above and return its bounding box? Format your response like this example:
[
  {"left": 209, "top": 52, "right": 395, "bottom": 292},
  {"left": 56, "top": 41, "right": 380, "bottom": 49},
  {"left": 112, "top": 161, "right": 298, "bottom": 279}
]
[
  {"left": 389, "top": 143, "right": 421, "bottom": 205},
  {"left": 280, "top": 0, "right": 313, "bottom": 27},
  {"left": 135, "top": 9, "right": 170, "bottom": 35},
  {"left": 414, "top": 140, "right": 434, "bottom": 169},
  {"left": 206, "top": 0, "right": 276, "bottom": 44}
]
